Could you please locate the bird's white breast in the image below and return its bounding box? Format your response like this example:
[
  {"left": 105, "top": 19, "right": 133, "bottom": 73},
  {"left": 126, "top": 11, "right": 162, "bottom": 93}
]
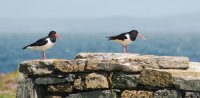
[
  {"left": 113, "top": 34, "right": 132, "bottom": 46},
  {"left": 27, "top": 38, "right": 55, "bottom": 51}
]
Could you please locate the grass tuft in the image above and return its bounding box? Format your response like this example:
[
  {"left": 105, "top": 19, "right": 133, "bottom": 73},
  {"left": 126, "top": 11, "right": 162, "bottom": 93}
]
[{"left": 0, "top": 71, "right": 18, "bottom": 98}]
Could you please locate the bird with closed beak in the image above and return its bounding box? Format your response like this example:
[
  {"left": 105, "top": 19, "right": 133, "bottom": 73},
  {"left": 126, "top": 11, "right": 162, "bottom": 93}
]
[
  {"left": 23, "top": 31, "right": 62, "bottom": 60},
  {"left": 107, "top": 30, "right": 145, "bottom": 53}
]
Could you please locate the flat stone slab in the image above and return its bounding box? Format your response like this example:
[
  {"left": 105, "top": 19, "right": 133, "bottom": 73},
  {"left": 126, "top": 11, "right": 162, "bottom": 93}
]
[
  {"left": 48, "top": 83, "right": 73, "bottom": 93},
  {"left": 139, "top": 69, "right": 173, "bottom": 88},
  {"left": 45, "top": 96, "right": 62, "bottom": 98},
  {"left": 19, "top": 59, "right": 143, "bottom": 75},
  {"left": 188, "top": 62, "right": 200, "bottom": 70},
  {"left": 35, "top": 74, "right": 75, "bottom": 85},
  {"left": 73, "top": 73, "right": 109, "bottom": 90},
  {"left": 173, "top": 77, "right": 200, "bottom": 92},
  {"left": 75, "top": 53, "right": 189, "bottom": 69},
  {"left": 65, "top": 90, "right": 117, "bottom": 98},
  {"left": 53, "top": 59, "right": 143, "bottom": 73},
  {"left": 153, "top": 89, "right": 182, "bottom": 98},
  {"left": 121, "top": 90, "right": 153, "bottom": 98},
  {"left": 75, "top": 52, "right": 140, "bottom": 60},
  {"left": 85, "top": 60, "right": 142, "bottom": 72},
  {"left": 18, "top": 53, "right": 200, "bottom": 98},
  {"left": 19, "top": 59, "right": 57, "bottom": 75},
  {"left": 185, "top": 92, "right": 200, "bottom": 98},
  {"left": 112, "top": 73, "right": 139, "bottom": 89},
  {"left": 121, "top": 89, "right": 182, "bottom": 98},
  {"left": 19, "top": 59, "right": 87, "bottom": 75},
  {"left": 85, "top": 73, "right": 109, "bottom": 89},
  {"left": 19, "top": 53, "right": 189, "bottom": 75},
  {"left": 139, "top": 69, "right": 200, "bottom": 91}
]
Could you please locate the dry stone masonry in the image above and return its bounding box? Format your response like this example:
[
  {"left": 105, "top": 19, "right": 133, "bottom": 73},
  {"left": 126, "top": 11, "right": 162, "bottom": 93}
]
[{"left": 16, "top": 53, "right": 200, "bottom": 98}]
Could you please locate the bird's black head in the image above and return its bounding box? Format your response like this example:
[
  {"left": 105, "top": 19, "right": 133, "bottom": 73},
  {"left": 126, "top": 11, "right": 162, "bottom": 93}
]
[
  {"left": 48, "top": 31, "right": 56, "bottom": 36},
  {"left": 129, "top": 30, "right": 139, "bottom": 36},
  {"left": 48, "top": 31, "right": 62, "bottom": 39},
  {"left": 129, "top": 30, "right": 145, "bottom": 40}
]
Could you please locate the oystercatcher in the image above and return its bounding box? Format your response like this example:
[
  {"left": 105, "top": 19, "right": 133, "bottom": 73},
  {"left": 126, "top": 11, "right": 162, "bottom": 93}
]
[
  {"left": 23, "top": 31, "right": 62, "bottom": 60},
  {"left": 107, "top": 30, "right": 145, "bottom": 53}
]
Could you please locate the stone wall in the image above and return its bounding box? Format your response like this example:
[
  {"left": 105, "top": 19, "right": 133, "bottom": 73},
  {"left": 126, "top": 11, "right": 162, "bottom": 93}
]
[{"left": 16, "top": 53, "right": 200, "bottom": 98}]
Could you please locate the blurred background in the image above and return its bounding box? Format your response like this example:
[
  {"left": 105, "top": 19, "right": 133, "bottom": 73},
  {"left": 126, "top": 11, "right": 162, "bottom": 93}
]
[
  {"left": 0, "top": 0, "right": 200, "bottom": 73},
  {"left": 1, "top": 1, "right": 200, "bottom": 97}
]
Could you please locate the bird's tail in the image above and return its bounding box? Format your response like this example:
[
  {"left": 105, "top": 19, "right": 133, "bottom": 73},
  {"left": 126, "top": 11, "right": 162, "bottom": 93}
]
[
  {"left": 106, "top": 36, "right": 115, "bottom": 40},
  {"left": 22, "top": 46, "right": 29, "bottom": 50}
]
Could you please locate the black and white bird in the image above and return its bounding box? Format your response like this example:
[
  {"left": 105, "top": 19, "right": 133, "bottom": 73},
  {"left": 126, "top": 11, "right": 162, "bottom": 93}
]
[
  {"left": 23, "top": 31, "right": 62, "bottom": 60},
  {"left": 107, "top": 30, "right": 145, "bottom": 53}
]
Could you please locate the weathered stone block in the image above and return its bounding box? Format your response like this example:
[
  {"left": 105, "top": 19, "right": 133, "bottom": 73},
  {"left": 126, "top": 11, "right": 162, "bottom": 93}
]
[
  {"left": 185, "top": 92, "right": 200, "bottom": 98},
  {"left": 121, "top": 90, "right": 153, "bottom": 98},
  {"left": 75, "top": 52, "right": 139, "bottom": 60},
  {"left": 48, "top": 83, "right": 73, "bottom": 93},
  {"left": 139, "top": 69, "right": 200, "bottom": 91},
  {"left": 85, "top": 73, "right": 109, "bottom": 89},
  {"left": 35, "top": 74, "right": 75, "bottom": 85},
  {"left": 154, "top": 56, "right": 189, "bottom": 69},
  {"left": 75, "top": 53, "right": 189, "bottom": 69},
  {"left": 112, "top": 73, "right": 139, "bottom": 89},
  {"left": 73, "top": 73, "right": 109, "bottom": 90},
  {"left": 73, "top": 76, "right": 85, "bottom": 90},
  {"left": 139, "top": 69, "right": 173, "bottom": 88},
  {"left": 19, "top": 53, "right": 190, "bottom": 76},
  {"left": 153, "top": 89, "right": 182, "bottom": 98},
  {"left": 53, "top": 59, "right": 142, "bottom": 73},
  {"left": 173, "top": 77, "right": 200, "bottom": 91},
  {"left": 188, "top": 62, "right": 200, "bottom": 70},
  {"left": 53, "top": 60, "right": 86, "bottom": 73},
  {"left": 45, "top": 96, "right": 62, "bottom": 98},
  {"left": 129, "top": 55, "right": 189, "bottom": 69},
  {"left": 19, "top": 59, "right": 87, "bottom": 75},
  {"left": 18, "top": 53, "right": 200, "bottom": 98},
  {"left": 86, "top": 60, "right": 142, "bottom": 72},
  {"left": 163, "top": 69, "right": 200, "bottom": 91},
  {"left": 19, "top": 59, "right": 56, "bottom": 75},
  {"left": 20, "top": 59, "right": 143, "bottom": 75},
  {"left": 65, "top": 90, "right": 116, "bottom": 98},
  {"left": 16, "top": 78, "right": 45, "bottom": 98}
]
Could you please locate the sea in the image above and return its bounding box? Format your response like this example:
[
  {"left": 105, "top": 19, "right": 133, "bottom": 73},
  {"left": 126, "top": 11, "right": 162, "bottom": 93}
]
[{"left": 0, "top": 32, "right": 200, "bottom": 73}]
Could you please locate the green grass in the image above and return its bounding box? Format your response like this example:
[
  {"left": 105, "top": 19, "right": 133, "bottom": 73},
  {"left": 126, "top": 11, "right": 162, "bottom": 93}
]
[
  {"left": 0, "top": 93, "right": 15, "bottom": 98},
  {"left": 0, "top": 71, "right": 18, "bottom": 92},
  {"left": 0, "top": 71, "right": 18, "bottom": 98}
]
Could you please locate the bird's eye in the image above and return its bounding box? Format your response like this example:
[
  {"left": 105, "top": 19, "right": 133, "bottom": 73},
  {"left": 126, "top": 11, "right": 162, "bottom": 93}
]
[{"left": 132, "top": 32, "right": 137, "bottom": 35}]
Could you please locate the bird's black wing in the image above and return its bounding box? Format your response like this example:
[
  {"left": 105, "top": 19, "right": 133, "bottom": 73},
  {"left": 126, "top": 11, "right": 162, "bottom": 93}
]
[
  {"left": 107, "top": 33, "right": 127, "bottom": 41},
  {"left": 23, "top": 37, "right": 48, "bottom": 49}
]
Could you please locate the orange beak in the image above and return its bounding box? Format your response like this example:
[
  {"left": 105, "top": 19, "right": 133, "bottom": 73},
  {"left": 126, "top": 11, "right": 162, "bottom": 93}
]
[
  {"left": 54, "top": 34, "right": 62, "bottom": 39},
  {"left": 137, "top": 34, "right": 146, "bottom": 40}
]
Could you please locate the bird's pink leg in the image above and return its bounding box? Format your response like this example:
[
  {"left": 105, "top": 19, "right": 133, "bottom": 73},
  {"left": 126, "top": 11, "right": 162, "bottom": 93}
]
[
  {"left": 42, "top": 51, "right": 46, "bottom": 60},
  {"left": 123, "top": 46, "right": 127, "bottom": 53},
  {"left": 125, "top": 45, "right": 128, "bottom": 53}
]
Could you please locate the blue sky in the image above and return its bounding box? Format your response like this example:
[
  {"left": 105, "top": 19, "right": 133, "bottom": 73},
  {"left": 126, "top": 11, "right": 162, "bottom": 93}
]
[
  {"left": 0, "top": 0, "right": 200, "bottom": 33},
  {"left": 1, "top": 0, "right": 200, "bottom": 18}
]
